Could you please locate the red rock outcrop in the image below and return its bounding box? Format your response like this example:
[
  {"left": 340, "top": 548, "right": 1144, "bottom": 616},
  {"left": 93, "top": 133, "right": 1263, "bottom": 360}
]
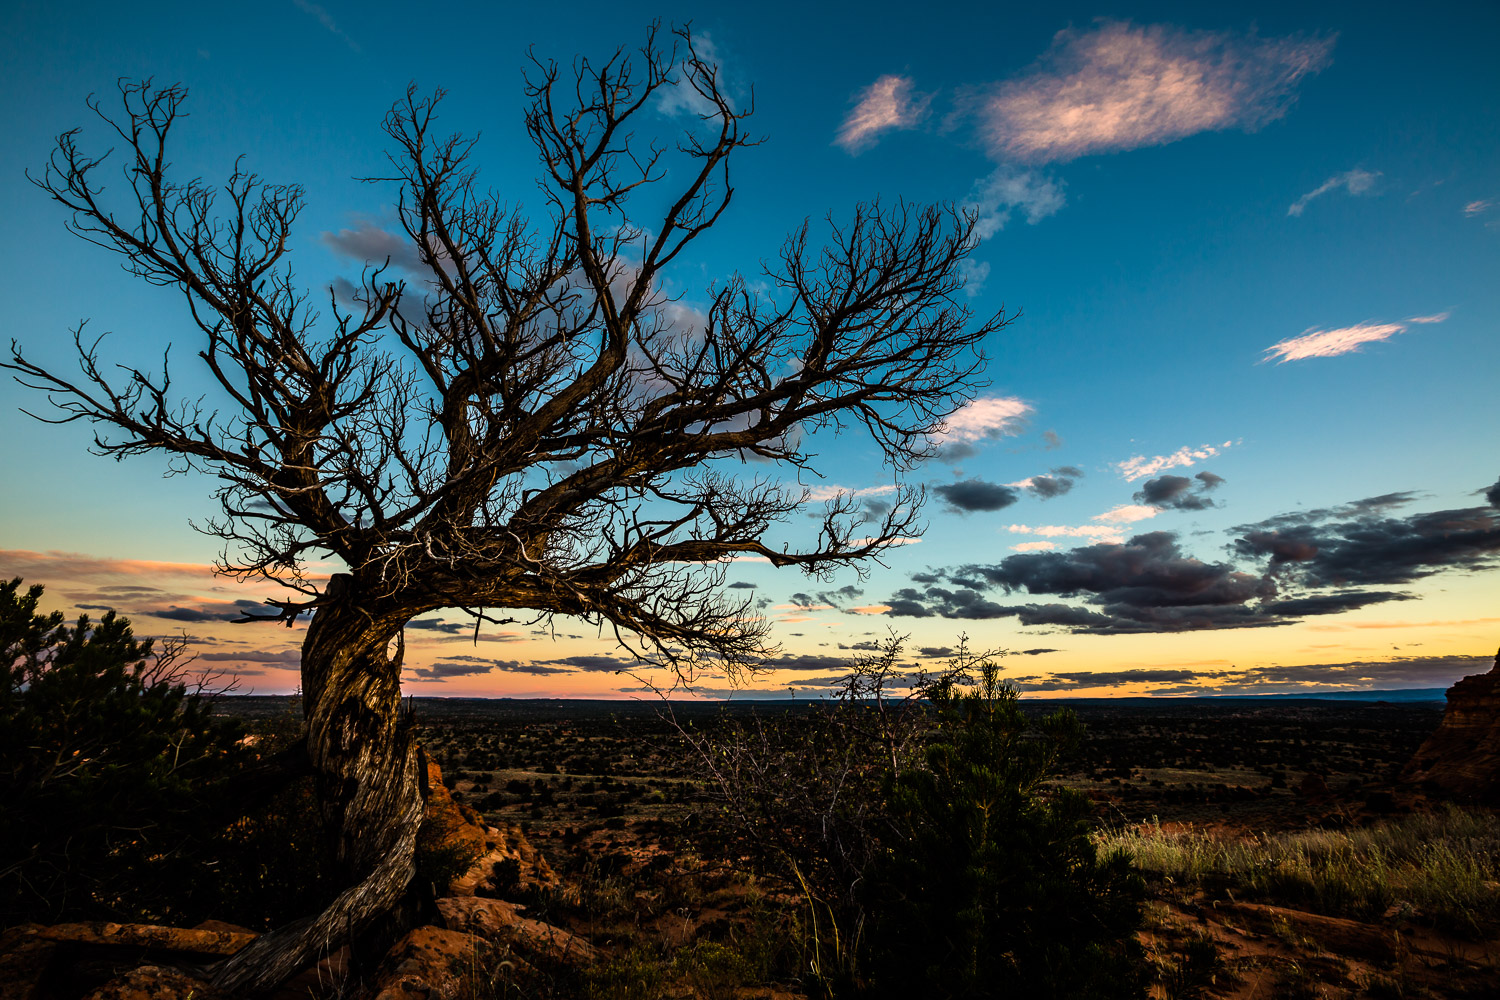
[
  {"left": 424, "top": 759, "right": 557, "bottom": 896},
  {"left": 0, "top": 765, "right": 568, "bottom": 1000},
  {"left": 1402, "top": 648, "right": 1500, "bottom": 803}
]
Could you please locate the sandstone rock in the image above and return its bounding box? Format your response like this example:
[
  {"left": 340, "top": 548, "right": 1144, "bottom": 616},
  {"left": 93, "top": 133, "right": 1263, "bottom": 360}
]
[
  {"left": 369, "top": 926, "right": 496, "bottom": 1000},
  {"left": 436, "top": 895, "right": 597, "bottom": 964},
  {"left": 0, "top": 926, "right": 56, "bottom": 1000},
  {"left": 82, "top": 965, "right": 225, "bottom": 1000},
  {"left": 1402, "top": 648, "right": 1500, "bottom": 803},
  {"left": 191, "top": 919, "right": 258, "bottom": 936},
  {"left": 34, "top": 921, "right": 257, "bottom": 957},
  {"left": 425, "top": 759, "right": 489, "bottom": 867},
  {"left": 424, "top": 759, "right": 556, "bottom": 896},
  {"left": 266, "top": 945, "right": 351, "bottom": 1000}
]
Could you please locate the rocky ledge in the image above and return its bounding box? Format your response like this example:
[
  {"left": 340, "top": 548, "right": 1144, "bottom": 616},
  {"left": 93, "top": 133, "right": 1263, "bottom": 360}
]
[{"left": 1402, "top": 648, "right": 1500, "bottom": 803}]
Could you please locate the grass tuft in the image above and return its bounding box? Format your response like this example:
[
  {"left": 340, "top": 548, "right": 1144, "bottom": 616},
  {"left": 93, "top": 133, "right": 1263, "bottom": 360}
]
[{"left": 1096, "top": 806, "right": 1500, "bottom": 935}]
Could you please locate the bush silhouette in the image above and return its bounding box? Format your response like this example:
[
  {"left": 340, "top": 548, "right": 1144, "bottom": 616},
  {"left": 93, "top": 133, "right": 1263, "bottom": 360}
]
[
  {"left": 0, "top": 578, "right": 247, "bottom": 924},
  {"left": 862, "top": 661, "right": 1145, "bottom": 998},
  {"left": 688, "top": 639, "right": 1146, "bottom": 998}
]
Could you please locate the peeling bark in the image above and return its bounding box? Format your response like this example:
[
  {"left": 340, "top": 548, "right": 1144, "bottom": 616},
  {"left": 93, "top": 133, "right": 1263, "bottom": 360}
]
[{"left": 213, "top": 581, "right": 423, "bottom": 995}]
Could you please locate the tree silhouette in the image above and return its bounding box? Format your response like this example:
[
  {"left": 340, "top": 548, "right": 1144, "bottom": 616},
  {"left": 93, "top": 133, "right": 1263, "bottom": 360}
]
[{"left": 7, "top": 25, "right": 1008, "bottom": 993}]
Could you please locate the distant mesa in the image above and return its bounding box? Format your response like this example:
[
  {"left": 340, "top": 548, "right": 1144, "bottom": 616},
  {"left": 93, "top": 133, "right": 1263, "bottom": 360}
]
[{"left": 1401, "top": 647, "right": 1500, "bottom": 804}]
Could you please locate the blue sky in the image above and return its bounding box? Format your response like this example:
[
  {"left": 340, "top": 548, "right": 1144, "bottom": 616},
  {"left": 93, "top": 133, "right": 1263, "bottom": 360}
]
[{"left": 2, "top": 1, "right": 1496, "bottom": 697}]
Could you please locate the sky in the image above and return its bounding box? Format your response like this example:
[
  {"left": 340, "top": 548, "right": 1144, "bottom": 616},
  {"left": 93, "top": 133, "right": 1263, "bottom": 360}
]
[{"left": 1, "top": 1, "right": 1497, "bottom": 699}]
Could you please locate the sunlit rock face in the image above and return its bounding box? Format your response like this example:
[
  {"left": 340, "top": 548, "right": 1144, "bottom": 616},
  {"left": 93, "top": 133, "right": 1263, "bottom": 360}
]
[{"left": 1402, "top": 649, "right": 1500, "bottom": 803}]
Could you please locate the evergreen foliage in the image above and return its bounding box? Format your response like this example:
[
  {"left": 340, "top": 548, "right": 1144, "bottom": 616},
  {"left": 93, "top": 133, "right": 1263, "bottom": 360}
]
[
  {"left": 864, "top": 661, "right": 1146, "bottom": 998},
  {"left": 0, "top": 578, "right": 246, "bottom": 924}
]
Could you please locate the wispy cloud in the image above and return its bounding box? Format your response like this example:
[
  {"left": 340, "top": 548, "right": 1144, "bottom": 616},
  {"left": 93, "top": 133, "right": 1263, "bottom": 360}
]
[
  {"left": 959, "top": 259, "right": 990, "bottom": 297},
  {"left": 1263, "top": 313, "right": 1449, "bottom": 363},
  {"left": 1011, "top": 541, "right": 1057, "bottom": 552},
  {"left": 976, "top": 20, "right": 1332, "bottom": 164},
  {"left": 835, "top": 74, "right": 932, "bottom": 152},
  {"left": 292, "top": 0, "right": 360, "bottom": 52},
  {"left": 965, "top": 167, "right": 1066, "bottom": 238},
  {"left": 1288, "top": 168, "right": 1380, "bottom": 217},
  {"left": 1114, "top": 442, "right": 1231, "bottom": 481},
  {"left": 1463, "top": 199, "right": 1495, "bottom": 217}
]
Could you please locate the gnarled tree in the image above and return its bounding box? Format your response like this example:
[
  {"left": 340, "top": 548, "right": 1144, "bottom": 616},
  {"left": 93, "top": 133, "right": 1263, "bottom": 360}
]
[{"left": 7, "top": 25, "right": 1008, "bottom": 994}]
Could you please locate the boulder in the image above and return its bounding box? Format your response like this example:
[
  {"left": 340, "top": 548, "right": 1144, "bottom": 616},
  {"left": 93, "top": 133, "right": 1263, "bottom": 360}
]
[
  {"left": 1297, "top": 772, "right": 1331, "bottom": 799},
  {"left": 436, "top": 895, "right": 597, "bottom": 964},
  {"left": 1402, "top": 648, "right": 1500, "bottom": 803},
  {"left": 369, "top": 926, "right": 496, "bottom": 1000},
  {"left": 1217, "top": 902, "right": 1400, "bottom": 962}
]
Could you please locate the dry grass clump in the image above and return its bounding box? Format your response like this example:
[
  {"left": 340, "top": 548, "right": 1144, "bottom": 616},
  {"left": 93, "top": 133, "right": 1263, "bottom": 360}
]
[{"left": 1097, "top": 806, "right": 1500, "bottom": 935}]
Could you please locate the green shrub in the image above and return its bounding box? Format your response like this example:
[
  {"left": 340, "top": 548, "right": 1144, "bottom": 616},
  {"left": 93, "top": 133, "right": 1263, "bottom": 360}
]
[
  {"left": 861, "top": 660, "right": 1146, "bottom": 999},
  {"left": 0, "top": 578, "right": 248, "bottom": 925},
  {"left": 687, "top": 637, "right": 1147, "bottom": 999}
]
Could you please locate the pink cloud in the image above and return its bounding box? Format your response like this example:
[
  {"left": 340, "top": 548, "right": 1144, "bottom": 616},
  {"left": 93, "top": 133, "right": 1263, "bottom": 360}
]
[
  {"left": 1, "top": 549, "right": 223, "bottom": 582},
  {"left": 1263, "top": 312, "right": 1448, "bottom": 363},
  {"left": 836, "top": 74, "right": 931, "bottom": 152},
  {"left": 1010, "top": 541, "right": 1057, "bottom": 552},
  {"left": 1113, "top": 442, "right": 1230, "bottom": 481},
  {"left": 979, "top": 21, "right": 1332, "bottom": 164},
  {"left": 849, "top": 604, "right": 892, "bottom": 615}
]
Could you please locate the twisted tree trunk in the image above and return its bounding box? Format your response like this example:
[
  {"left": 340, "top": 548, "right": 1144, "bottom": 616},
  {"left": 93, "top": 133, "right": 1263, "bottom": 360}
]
[{"left": 213, "top": 577, "right": 423, "bottom": 995}]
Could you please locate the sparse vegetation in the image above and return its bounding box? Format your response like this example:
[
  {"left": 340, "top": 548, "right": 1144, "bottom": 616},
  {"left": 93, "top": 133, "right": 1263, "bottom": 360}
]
[
  {"left": 679, "top": 639, "right": 1148, "bottom": 998},
  {"left": 1101, "top": 806, "right": 1500, "bottom": 934}
]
